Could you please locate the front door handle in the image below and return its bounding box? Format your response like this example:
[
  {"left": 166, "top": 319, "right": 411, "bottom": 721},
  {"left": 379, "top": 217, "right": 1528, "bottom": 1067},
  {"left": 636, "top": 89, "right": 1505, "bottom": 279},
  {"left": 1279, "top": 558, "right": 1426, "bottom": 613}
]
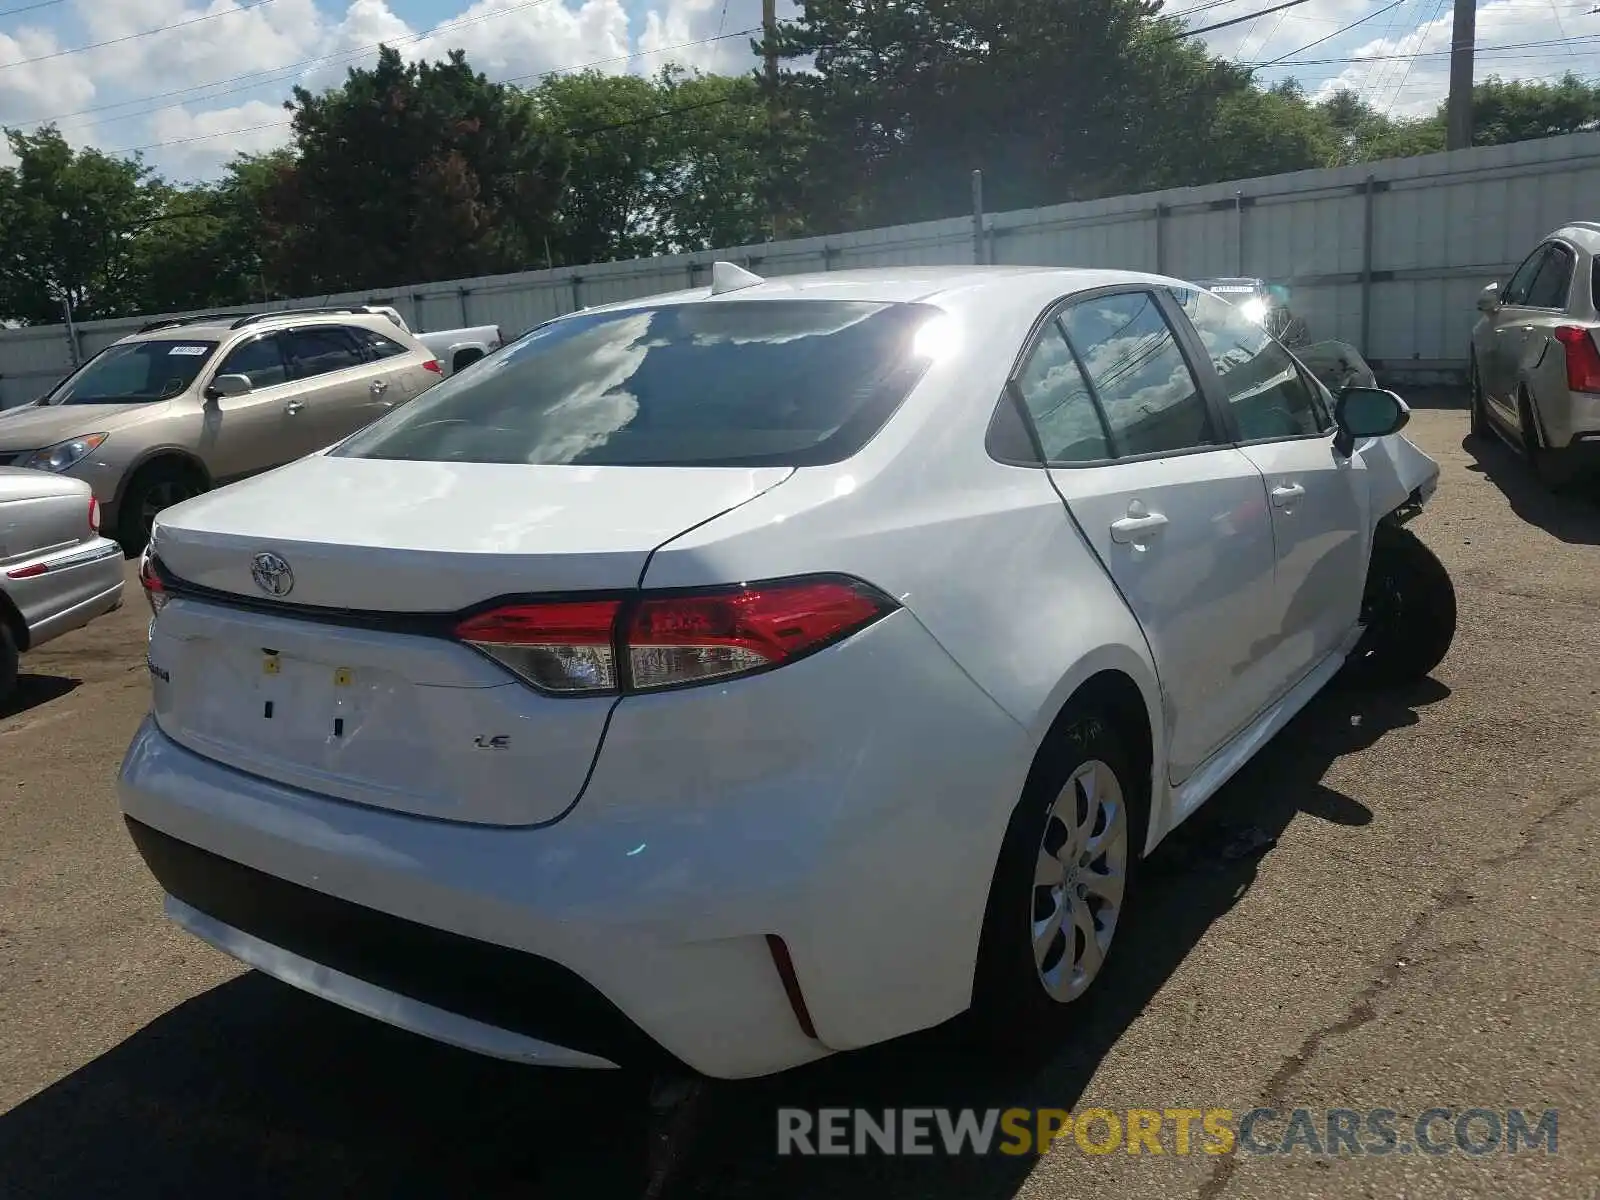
[
  {"left": 285, "top": 399, "right": 304, "bottom": 416},
  {"left": 370, "top": 379, "right": 389, "bottom": 395},
  {"left": 1270, "top": 483, "right": 1305, "bottom": 507},
  {"left": 1110, "top": 512, "right": 1169, "bottom": 544}
]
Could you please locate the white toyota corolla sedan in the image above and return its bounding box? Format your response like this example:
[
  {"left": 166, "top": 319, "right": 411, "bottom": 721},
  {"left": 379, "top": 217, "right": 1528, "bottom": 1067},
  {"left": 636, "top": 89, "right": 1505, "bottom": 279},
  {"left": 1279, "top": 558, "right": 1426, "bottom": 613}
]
[{"left": 119, "top": 264, "right": 1455, "bottom": 1080}]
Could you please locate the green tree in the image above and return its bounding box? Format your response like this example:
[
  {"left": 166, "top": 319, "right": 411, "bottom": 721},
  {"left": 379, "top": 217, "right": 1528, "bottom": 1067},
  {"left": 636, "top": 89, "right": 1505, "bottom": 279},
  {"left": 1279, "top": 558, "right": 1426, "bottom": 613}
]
[
  {"left": 1466, "top": 72, "right": 1600, "bottom": 146},
  {"left": 767, "top": 0, "right": 1352, "bottom": 229},
  {"left": 267, "top": 45, "right": 567, "bottom": 293},
  {"left": 0, "top": 126, "right": 158, "bottom": 323}
]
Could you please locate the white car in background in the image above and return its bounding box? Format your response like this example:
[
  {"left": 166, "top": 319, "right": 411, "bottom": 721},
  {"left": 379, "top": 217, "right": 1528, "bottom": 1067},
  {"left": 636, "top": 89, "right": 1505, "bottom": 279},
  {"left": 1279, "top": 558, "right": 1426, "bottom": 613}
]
[{"left": 119, "top": 263, "right": 1455, "bottom": 1081}]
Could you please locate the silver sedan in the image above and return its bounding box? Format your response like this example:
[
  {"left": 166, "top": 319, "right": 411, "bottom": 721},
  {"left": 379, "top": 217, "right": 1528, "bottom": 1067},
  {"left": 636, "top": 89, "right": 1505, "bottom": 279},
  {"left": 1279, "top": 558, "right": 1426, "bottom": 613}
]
[{"left": 0, "top": 467, "right": 126, "bottom": 703}]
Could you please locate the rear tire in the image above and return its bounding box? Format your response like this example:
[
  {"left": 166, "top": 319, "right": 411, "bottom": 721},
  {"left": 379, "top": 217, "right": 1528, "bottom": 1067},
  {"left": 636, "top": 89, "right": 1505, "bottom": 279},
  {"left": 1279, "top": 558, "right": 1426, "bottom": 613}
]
[
  {"left": 1349, "top": 523, "right": 1456, "bottom": 686},
  {"left": 1469, "top": 356, "right": 1489, "bottom": 439},
  {"left": 970, "top": 711, "right": 1146, "bottom": 1052},
  {"left": 118, "top": 461, "right": 203, "bottom": 555}
]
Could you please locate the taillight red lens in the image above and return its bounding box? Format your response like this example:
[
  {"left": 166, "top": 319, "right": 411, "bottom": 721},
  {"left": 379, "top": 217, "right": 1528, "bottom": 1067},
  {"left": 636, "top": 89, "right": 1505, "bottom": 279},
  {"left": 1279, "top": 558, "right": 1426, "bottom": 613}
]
[
  {"left": 627, "top": 578, "right": 893, "bottom": 691},
  {"left": 139, "top": 551, "right": 168, "bottom": 615},
  {"left": 1555, "top": 325, "right": 1600, "bottom": 393},
  {"left": 455, "top": 600, "right": 622, "bottom": 693},
  {"left": 422, "top": 359, "right": 444, "bottom": 375},
  {"left": 455, "top": 578, "right": 895, "bottom": 695},
  {"left": 88, "top": 497, "right": 100, "bottom": 533}
]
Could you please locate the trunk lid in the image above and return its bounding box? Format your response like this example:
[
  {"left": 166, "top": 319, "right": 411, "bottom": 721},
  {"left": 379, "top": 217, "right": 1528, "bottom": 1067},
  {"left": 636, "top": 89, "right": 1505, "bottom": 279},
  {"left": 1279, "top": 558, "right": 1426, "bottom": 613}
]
[
  {"left": 151, "top": 454, "right": 792, "bottom": 609},
  {"left": 146, "top": 454, "right": 792, "bottom": 826}
]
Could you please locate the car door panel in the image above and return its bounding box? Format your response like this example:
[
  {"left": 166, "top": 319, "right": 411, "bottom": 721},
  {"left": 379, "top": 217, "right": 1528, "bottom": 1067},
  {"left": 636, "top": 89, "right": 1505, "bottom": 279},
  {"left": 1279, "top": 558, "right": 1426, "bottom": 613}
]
[
  {"left": 1014, "top": 290, "right": 1279, "bottom": 784},
  {"left": 281, "top": 326, "right": 382, "bottom": 452},
  {"left": 1168, "top": 283, "right": 1369, "bottom": 691},
  {"left": 1487, "top": 244, "right": 1564, "bottom": 416},
  {"left": 198, "top": 333, "right": 297, "bottom": 482}
]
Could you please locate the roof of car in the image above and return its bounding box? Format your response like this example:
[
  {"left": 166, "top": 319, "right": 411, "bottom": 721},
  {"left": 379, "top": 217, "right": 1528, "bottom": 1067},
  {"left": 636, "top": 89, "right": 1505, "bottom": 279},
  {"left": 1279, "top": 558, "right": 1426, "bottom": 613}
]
[
  {"left": 578, "top": 264, "right": 1182, "bottom": 316},
  {"left": 118, "top": 309, "right": 405, "bottom": 344},
  {"left": 1555, "top": 221, "right": 1600, "bottom": 251}
]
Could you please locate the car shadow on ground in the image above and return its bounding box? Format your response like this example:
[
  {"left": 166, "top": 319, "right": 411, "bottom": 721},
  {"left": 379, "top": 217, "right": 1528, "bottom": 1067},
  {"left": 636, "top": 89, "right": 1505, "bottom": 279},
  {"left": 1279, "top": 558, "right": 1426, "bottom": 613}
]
[
  {"left": 1460, "top": 433, "right": 1600, "bottom": 546},
  {"left": 0, "top": 678, "right": 1448, "bottom": 1200},
  {"left": 0, "top": 674, "right": 80, "bottom": 720}
]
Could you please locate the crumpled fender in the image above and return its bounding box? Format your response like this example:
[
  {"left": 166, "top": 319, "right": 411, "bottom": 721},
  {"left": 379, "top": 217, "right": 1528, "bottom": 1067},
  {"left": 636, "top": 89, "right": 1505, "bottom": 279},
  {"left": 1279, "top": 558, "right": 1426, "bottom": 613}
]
[{"left": 1357, "top": 426, "right": 1441, "bottom": 528}]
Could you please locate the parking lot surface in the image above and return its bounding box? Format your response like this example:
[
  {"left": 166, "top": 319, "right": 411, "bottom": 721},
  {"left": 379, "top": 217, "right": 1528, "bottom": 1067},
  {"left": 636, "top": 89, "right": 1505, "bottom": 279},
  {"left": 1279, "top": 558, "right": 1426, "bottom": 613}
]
[{"left": 1, "top": 401, "right": 1596, "bottom": 1198}]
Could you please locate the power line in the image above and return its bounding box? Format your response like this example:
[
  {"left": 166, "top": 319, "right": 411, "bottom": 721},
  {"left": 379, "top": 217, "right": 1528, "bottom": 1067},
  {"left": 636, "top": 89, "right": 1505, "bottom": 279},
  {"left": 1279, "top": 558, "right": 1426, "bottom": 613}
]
[
  {"left": 1154, "top": 0, "right": 1321, "bottom": 43},
  {"left": 0, "top": 0, "right": 67, "bottom": 18},
  {"left": 1254, "top": 32, "right": 1600, "bottom": 65},
  {"left": 1256, "top": 1, "right": 1404, "bottom": 67},
  {"left": 0, "top": 0, "right": 279, "bottom": 73},
  {"left": 501, "top": 27, "right": 760, "bottom": 85}
]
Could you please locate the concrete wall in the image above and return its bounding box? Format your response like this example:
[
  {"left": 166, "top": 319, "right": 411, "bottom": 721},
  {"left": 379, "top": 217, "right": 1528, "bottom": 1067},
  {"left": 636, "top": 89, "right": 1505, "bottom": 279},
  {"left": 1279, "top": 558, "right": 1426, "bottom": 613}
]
[{"left": 6, "top": 131, "right": 1599, "bottom": 408}]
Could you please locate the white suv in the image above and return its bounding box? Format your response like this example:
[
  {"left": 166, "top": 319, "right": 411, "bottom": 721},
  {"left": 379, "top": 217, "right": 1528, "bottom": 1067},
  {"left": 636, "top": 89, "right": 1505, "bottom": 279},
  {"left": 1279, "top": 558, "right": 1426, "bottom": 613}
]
[{"left": 119, "top": 264, "right": 1455, "bottom": 1080}]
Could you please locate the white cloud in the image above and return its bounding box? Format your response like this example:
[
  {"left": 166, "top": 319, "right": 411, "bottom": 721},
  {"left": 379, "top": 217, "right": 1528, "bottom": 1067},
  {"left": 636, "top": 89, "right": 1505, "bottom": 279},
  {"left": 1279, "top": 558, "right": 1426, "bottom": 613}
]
[{"left": 4, "top": 0, "right": 1599, "bottom": 181}]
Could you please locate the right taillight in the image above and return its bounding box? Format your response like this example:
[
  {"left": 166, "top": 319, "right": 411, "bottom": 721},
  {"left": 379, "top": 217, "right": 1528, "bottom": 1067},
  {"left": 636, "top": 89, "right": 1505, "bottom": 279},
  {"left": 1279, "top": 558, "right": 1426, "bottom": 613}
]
[
  {"left": 453, "top": 576, "right": 896, "bottom": 696},
  {"left": 422, "top": 359, "right": 443, "bottom": 375},
  {"left": 139, "top": 550, "right": 168, "bottom": 616},
  {"left": 1554, "top": 326, "right": 1600, "bottom": 393}
]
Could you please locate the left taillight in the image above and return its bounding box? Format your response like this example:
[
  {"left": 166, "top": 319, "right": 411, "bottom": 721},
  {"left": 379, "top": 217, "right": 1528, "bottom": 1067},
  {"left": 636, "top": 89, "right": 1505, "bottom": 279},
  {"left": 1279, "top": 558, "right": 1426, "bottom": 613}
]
[
  {"left": 88, "top": 496, "right": 100, "bottom": 533},
  {"left": 139, "top": 550, "right": 168, "bottom": 616},
  {"left": 422, "top": 359, "right": 444, "bottom": 375},
  {"left": 455, "top": 599, "right": 622, "bottom": 694},
  {"left": 453, "top": 576, "right": 896, "bottom": 696},
  {"left": 1554, "top": 325, "right": 1600, "bottom": 393}
]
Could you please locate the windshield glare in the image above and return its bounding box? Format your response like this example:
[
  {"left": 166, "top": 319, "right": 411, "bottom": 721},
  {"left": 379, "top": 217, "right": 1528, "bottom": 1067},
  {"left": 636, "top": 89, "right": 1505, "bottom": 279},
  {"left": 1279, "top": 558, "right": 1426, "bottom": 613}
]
[
  {"left": 43, "top": 340, "right": 218, "bottom": 405},
  {"left": 333, "top": 299, "right": 942, "bottom": 468}
]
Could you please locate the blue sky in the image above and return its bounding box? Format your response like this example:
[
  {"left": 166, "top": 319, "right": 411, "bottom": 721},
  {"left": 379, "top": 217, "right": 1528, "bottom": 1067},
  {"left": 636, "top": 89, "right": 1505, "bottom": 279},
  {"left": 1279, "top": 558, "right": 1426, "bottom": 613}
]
[{"left": 1, "top": 0, "right": 1595, "bottom": 180}]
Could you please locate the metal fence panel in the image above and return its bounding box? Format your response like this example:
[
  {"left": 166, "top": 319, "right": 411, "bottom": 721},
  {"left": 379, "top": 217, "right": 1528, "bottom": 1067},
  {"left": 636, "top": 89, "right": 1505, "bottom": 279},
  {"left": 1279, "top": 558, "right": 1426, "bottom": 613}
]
[{"left": 8, "top": 130, "right": 1600, "bottom": 407}]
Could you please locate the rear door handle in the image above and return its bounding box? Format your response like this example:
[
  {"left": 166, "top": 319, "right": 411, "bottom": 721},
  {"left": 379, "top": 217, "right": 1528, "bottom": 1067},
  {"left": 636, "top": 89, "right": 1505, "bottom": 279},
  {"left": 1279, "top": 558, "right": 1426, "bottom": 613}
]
[
  {"left": 285, "top": 399, "right": 304, "bottom": 416},
  {"left": 1270, "top": 483, "right": 1305, "bottom": 507},
  {"left": 1110, "top": 513, "right": 1169, "bottom": 544},
  {"left": 370, "top": 379, "right": 389, "bottom": 395}
]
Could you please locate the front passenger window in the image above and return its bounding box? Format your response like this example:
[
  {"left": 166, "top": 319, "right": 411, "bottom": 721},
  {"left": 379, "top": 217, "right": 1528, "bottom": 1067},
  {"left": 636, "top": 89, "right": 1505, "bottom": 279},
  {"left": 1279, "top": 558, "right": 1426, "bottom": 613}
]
[
  {"left": 1170, "top": 286, "right": 1328, "bottom": 440},
  {"left": 1060, "top": 291, "right": 1216, "bottom": 456},
  {"left": 1502, "top": 247, "right": 1549, "bottom": 306},
  {"left": 217, "top": 335, "right": 287, "bottom": 388}
]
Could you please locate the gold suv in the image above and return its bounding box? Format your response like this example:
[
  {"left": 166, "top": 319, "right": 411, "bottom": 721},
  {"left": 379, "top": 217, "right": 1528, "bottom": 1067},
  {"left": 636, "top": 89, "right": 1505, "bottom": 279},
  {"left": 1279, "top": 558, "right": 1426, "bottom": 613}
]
[{"left": 0, "top": 307, "right": 444, "bottom": 551}]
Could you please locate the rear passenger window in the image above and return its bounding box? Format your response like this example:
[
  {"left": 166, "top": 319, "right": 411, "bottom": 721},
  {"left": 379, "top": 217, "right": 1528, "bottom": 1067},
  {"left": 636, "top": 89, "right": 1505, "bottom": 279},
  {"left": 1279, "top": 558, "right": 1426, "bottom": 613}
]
[
  {"left": 285, "top": 328, "right": 363, "bottom": 379},
  {"left": 1170, "top": 286, "right": 1330, "bottom": 439},
  {"left": 348, "top": 326, "right": 409, "bottom": 360},
  {"left": 1060, "top": 292, "right": 1216, "bottom": 456},
  {"left": 1014, "top": 325, "right": 1110, "bottom": 462},
  {"left": 1524, "top": 245, "right": 1574, "bottom": 310}
]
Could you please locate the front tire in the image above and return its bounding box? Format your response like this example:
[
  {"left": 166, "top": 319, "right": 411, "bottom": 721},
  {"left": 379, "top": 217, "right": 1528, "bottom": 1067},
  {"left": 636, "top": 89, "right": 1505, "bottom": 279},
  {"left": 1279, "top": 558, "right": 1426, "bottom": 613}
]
[
  {"left": 1349, "top": 523, "right": 1456, "bottom": 685},
  {"left": 970, "top": 712, "right": 1145, "bottom": 1050},
  {"left": 118, "top": 462, "right": 203, "bottom": 554},
  {"left": 1469, "top": 356, "right": 1489, "bottom": 439}
]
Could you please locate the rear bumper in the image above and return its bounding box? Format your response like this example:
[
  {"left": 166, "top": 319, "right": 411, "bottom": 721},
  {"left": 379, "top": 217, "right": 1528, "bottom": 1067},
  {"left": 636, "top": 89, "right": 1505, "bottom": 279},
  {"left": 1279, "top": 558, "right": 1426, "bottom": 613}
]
[
  {"left": 117, "top": 612, "right": 1034, "bottom": 1078},
  {"left": 5, "top": 536, "right": 125, "bottom": 649}
]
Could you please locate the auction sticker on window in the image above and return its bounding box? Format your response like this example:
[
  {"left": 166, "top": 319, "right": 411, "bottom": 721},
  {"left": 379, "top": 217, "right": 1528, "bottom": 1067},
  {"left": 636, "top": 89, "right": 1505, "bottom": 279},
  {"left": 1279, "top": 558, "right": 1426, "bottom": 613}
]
[{"left": 168, "top": 345, "right": 209, "bottom": 355}]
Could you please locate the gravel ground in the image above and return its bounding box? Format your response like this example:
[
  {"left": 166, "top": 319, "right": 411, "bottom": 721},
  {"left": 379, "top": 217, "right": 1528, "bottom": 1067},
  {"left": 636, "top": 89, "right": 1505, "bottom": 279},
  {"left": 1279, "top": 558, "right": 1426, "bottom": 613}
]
[{"left": 1, "top": 400, "right": 1595, "bottom": 1199}]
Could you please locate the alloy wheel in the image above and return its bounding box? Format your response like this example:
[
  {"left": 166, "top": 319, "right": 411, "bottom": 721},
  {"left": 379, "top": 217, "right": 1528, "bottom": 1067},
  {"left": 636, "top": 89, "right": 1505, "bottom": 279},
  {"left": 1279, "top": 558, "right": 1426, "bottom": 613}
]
[{"left": 1032, "top": 758, "right": 1128, "bottom": 1003}]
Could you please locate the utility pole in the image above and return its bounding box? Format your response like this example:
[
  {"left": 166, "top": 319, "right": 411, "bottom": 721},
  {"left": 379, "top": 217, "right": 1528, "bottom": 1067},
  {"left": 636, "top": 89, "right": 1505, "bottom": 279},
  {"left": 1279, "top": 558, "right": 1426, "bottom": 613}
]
[
  {"left": 1445, "top": 0, "right": 1476, "bottom": 150},
  {"left": 763, "top": 0, "right": 786, "bottom": 239}
]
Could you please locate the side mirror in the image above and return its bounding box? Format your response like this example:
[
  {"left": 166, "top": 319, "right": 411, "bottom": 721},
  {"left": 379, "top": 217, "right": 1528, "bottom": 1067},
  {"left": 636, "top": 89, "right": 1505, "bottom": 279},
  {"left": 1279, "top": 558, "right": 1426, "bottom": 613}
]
[
  {"left": 1333, "top": 386, "right": 1410, "bottom": 457},
  {"left": 206, "top": 373, "right": 253, "bottom": 401},
  {"left": 1476, "top": 282, "right": 1501, "bottom": 314}
]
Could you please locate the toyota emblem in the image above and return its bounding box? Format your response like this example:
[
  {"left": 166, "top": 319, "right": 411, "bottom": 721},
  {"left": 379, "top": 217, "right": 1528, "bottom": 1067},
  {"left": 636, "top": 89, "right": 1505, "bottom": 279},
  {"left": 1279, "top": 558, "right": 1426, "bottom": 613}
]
[{"left": 251, "top": 551, "right": 295, "bottom": 598}]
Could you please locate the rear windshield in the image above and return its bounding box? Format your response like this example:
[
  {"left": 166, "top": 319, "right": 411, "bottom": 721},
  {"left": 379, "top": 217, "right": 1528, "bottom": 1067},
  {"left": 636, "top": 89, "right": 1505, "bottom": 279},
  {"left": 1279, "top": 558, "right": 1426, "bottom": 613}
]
[
  {"left": 42, "top": 340, "right": 218, "bottom": 405},
  {"left": 332, "top": 300, "right": 942, "bottom": 468}
]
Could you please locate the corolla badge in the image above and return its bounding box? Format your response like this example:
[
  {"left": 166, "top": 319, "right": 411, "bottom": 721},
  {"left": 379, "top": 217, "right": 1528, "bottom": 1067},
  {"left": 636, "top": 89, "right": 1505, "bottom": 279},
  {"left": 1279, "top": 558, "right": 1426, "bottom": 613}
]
[{"left": 250, "top": 551, "right": 295, "bottom": 598}]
